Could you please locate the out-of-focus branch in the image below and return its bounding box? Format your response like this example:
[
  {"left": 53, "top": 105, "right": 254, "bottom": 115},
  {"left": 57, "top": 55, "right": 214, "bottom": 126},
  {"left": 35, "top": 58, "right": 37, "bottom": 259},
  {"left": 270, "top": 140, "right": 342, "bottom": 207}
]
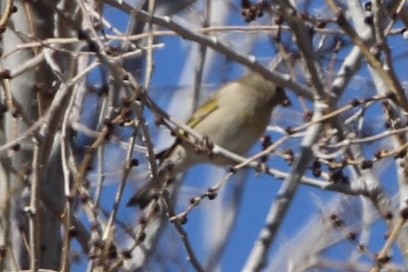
[
  {"left": 243, "top": 0, "right": 328, "bottom": 268},
  {"left": 104, "top": 0, "right": 313, "bottom": 99},
  {"left": 326, "top": 0, "right": 408, "bottom": 111}
]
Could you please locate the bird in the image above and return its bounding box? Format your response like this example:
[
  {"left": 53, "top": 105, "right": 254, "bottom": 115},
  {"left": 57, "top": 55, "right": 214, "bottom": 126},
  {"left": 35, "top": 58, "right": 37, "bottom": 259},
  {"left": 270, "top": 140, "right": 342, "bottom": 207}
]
[{"left": 127, "top": 72, "right": 289, "bottom": 208}]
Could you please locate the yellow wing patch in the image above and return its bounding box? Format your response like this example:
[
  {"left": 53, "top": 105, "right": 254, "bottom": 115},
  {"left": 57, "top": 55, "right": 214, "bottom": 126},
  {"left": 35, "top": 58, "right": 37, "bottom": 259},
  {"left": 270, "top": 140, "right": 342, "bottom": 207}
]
[
  {"left": 187, "top": 97, "right": 219, "bottom": 128},
  {"left": 157, "top": 96, "right": 219, "bottom": 164}
]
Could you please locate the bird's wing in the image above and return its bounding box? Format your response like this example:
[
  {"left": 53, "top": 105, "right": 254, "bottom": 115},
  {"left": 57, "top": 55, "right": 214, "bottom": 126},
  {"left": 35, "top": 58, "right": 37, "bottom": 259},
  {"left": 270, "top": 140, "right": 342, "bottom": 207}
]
[
  {"left": 156, "top": 89, "right": 222, "bottom": 163},
  {"left": 186, "top": 96, "right": 219, "bottom": 129}
]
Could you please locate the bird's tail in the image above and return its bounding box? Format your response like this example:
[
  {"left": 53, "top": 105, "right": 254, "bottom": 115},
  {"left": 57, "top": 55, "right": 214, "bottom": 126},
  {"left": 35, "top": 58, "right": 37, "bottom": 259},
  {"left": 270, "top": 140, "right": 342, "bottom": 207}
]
[
  {"left": 126, "top": 182, "right": 159, "bottom": 208},
  {"left": 126, "top": 159, "right": 176, "bottom": 209}
]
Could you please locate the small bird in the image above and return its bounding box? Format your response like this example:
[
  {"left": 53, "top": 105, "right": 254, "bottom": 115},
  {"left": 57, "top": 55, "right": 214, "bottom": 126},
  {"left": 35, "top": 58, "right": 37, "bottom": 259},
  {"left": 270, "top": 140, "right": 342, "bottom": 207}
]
[{"left": 127, "top": 72, "right": 289, "bottom": 208}]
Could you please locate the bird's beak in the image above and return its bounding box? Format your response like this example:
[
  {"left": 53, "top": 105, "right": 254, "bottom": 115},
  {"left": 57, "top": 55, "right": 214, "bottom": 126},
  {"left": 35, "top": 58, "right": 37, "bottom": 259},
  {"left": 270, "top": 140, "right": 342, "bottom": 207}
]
[{"left": 277, "top": 87, "right": 291, "bottom": 107}]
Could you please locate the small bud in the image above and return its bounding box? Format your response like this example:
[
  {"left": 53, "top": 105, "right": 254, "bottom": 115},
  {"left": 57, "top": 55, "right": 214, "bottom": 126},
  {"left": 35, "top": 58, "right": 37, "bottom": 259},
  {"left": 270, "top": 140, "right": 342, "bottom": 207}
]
[
  {"left": 386, "top": 92, "right": 397, "bottom": 101},
  {"left": 121, "top": 98, "right": 131, "bottom": 108},
  {"left": 138, "top": 232, "right": 146, "bottom": 242},
  {"left": 68, "top": 226, "right": 78, "bottom": 238},
  {"left": 347, "top": 232, "right": 357, "bottom": 241},
  {"left": 376, "top": 254, "right": 391, "bottom": 264},
  {"left": 315, "top": 20, "right": 326, "bottom": 29},
  {"left": 11, "top": 144, "right": 20, "bottom": 151},
  {"left": 400, "top": 206, "right": 408, "bottom": 219},
  {"left": 358, "top": 244, "right": 367, "bottom": 252},
  {"left": 384, "top": 211, "right": 393, "bottom": 220},
  {"left": 0, "top": 246, "right": 6, "bottom": 257},
  {"left": 350, "top": 98, "right": 361, "bottom": 107},
  {"left": 228, "top": 166, "right": 237, "bottom": 173},
  {"left": 363, "top": 1, "right": 372, "bottom": 11},
  {"left": 0, "top": 69, "right": 11, "bottom": 79},
  {"left": 274, "top": 15, "right": 284, "bottom": 25},
  {"left": 303, "top": 111, "right": 313, "bottom": 122},
  {"left": 360, "top": 160, "right": 373, "bottom": 169},
  {"left": 121, "top": 250, "right": 132, "bottom": 259},
  {"left": 395, "top": 148, "right": 407, "bottom": 159},
  {"left": 364, "top": 14, "right": 374, "bottom": 25},
  {"left": 178, "top": 215, "right": 187, "bottom": 225},
  {"left": 108, "top": 244, "right": 117, "bottom": 259},
  {"left": 207, "top": 190, "right": 217, "bottom": 200},
  {"left": 285, "top": 127, "right": 295, "bottom": 135},
  {"left": 130, "top": 158, "right": 139, "bottom": 167}
]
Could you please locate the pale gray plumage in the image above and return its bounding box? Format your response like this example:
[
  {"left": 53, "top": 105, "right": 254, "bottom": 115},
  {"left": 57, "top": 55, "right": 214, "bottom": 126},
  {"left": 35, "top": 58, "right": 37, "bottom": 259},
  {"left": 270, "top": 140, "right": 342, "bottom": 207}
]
[{"left": 127, "top": 73, "right": 288, "bottom": 208}]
